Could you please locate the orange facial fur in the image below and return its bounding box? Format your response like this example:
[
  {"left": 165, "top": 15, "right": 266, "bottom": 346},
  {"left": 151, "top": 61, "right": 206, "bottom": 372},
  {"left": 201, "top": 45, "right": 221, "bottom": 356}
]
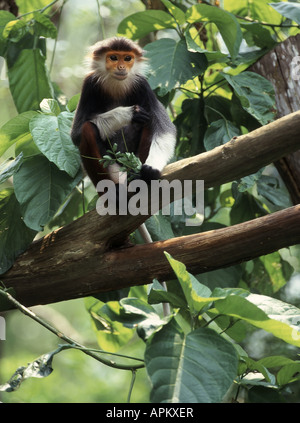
[{"left": 105, "top": 50, "right": 136, "bottom": 80}]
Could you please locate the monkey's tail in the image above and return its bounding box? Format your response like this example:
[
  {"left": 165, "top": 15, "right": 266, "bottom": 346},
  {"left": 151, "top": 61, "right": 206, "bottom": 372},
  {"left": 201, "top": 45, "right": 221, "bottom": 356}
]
[{"left": 138, "top": 223, "right": 170, "bottom": 316}]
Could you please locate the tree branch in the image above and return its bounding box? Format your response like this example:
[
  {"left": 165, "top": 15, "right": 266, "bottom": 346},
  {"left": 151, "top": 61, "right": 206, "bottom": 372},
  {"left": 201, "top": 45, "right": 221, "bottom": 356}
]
[{"left": 2, "top": 111, "right": 300, "bottom": 310}]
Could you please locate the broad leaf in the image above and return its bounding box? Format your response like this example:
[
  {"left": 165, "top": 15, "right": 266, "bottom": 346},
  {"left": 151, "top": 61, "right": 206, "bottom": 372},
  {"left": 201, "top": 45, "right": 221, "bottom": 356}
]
[
  {"left": 14, "top": 155, "right": 82, "bottom": 231},
  {"left": 31, "top": 12, "right": 57, "bottom": 39},
  {"left": 214, "top": 294, "right": 300, "bottom": 348},
  {"left": 118, "top": 10, "right": 177, "bottom": 39},
  {"left": 222, "top": 72, "right": 276, "bottom": 125},
  {"left": 0, "top": 153, "right": 23, "bottom": 184},
  {"left": 30, "top": 111, "right": 80, "bottom": 178},
  {"left": 203, "top": 119, "right": 240, "bottom": 151},
  {"left": 186, "top": 4, "right": 242, "bottom": 59},
  {"left": 8, "top": 48, "right": 54, "bottom": 113},
  {"left": 0, "top": 188, "right": 36, "bottom": 274},
  {"left": 160, "top": 0, "right": 186, "bottom": 25},
  {"left": 144, "top": 38, "right": 207, "bottom": 96},
  {"left": 165, "top": 252, "right": 212, "bottom": 313},
  {"left": 0, "top": 111, "right": 38, "bottom": 157},
  {"left": 269, "top": 2, "right": 300, "bottom": 25},
  {"left": 145, "top": 320, "right": 238, "bottom": 403},
  {"left": 85, "top": 298, "right": 136, "bottom": 352}
]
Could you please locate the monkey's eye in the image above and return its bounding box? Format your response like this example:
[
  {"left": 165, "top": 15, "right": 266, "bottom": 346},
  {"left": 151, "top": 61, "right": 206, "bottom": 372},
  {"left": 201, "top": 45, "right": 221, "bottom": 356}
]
[
  {"left": 109, "top": 55, "right": 118, "bottom": 61},
  {"left": 124, "top": 56, "right": 132, "bottom": 62}
]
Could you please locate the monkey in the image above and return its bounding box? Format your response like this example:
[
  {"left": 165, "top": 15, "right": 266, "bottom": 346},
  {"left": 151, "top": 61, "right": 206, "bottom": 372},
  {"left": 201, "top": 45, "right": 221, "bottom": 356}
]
[
  {"left": 71, "top": 36, "right": 176, "bottom": 192},
  {"left": 71, "top": 37, "right": 174, "bottom": 315}
]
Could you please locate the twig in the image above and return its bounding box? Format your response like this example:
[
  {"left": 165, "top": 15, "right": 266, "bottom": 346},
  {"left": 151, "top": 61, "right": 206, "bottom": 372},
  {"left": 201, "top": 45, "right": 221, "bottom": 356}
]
[{"left": 0, "top": 287, "right": 144, "bottom": 371}]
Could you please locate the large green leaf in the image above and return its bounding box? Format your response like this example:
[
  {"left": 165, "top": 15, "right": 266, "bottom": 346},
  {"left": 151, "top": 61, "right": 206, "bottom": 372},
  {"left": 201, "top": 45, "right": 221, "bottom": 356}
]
[
  {"left": 7, "top": 48, "right": 54, "bottom": 113},
  {"left": 269, "top": 2, "right": 300, "bottom": 25},
  {"left": 203, "top": 119, "right": 240, "bottom": 151},
  {"left": 222, "top": 71, "right": 276, "bottom": 125},
  {"left": 0, "top": 188, "right": 36, "bottom": 274},
  {"left": 14, "top": 155, "right": 82, "bottom": 231},
  {"left": 144, "top": 38, "right": 207, "bottom": 96},
  {"left": 29, "top": 111, "right": 81, "bottom": 178},
  {"left": 214, "top": 294, "right": 300, "bottom": 348},
  {"left": 186, "top": 4, "right": 242, "bottom": 59},
  {"left": 145, "top": 320, "right": 238, "bottom": 403},
  {"left": 165, "top": 252, "right": 212, "bottom": 314},
  {"left": 85, "top": 298, "right": 135, "bottom": 352},
  {"left": 118, "top": 10, "right": 177, "bottom": 40},
  {"left": 0, "top": 111, "right": 38, "bottom": 157}
]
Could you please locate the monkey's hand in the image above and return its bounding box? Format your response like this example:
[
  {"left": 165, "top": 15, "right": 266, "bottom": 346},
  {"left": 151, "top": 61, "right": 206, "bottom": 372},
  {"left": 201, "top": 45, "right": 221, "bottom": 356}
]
[
  {"left": 132, "top": 105, "right": 150, "bottom": 125},
  {"left": 140, "top": 164, "right": 161, "bottom": 184}
]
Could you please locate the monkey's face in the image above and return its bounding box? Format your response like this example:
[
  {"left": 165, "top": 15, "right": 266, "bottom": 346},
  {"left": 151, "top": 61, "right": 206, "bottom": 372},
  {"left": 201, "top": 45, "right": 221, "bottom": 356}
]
[{"left": 105, "top": 51, "right": 136, "bottom": 80}]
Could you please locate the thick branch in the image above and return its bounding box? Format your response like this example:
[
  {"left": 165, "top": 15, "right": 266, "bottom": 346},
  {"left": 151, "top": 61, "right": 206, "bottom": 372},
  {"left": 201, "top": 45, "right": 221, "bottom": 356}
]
[
  {"left": 2, "top": 205, "right": 300, "bottom": 309},
  {"left": 2, "top": 111, "right": 300, "bottom": 310}
]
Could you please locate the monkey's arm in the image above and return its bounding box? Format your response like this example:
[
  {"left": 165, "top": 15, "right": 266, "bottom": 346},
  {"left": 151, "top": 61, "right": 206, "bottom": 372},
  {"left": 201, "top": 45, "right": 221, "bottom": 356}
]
[{"left": 90, "top": 106, "right": 135, "bottom": 139}]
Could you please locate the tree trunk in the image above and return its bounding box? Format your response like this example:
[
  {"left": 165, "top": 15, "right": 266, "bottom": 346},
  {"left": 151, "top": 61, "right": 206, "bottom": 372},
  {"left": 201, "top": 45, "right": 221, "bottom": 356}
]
[{"left": 250, "top": 34, "right": 300, "bottom": 204}]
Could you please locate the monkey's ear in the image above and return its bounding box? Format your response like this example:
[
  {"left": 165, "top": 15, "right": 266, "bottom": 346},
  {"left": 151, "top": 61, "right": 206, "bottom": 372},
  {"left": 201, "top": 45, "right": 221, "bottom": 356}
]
[{"left": 140, "top": 164, "right": 161, "bottom": 184}]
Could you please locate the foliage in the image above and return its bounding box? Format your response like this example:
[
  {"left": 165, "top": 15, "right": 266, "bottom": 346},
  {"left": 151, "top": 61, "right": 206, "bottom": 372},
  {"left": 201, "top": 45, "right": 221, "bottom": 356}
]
[{"left": 1, "top": 0, "right": 300, "bottom": 403}]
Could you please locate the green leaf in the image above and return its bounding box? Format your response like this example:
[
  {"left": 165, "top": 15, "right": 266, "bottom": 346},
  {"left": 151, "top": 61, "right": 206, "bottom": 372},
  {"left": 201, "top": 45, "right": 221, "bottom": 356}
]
[
  {"left": 85, "top": 298, "right": 135, "bottom": 352},
  {"left": 0, "top": 188, "right": 36, "bottom": 274},
  {"left": 31, "top": 12, "right": 57, "bottom": 39},
  {"left": 165, "top": 252, "right": 212, "bottom": 313},
  {"left": 269, "top": 2, "right": 300, "bottom": 25},
  {"left": 257, "top": 175, "right": 291, "bottom": 208},
  {"left": 148, "top": 279, "right": 188, "bottom": 309},
  {"left": 185, "top": 29, "right": 228, "bottom": 62},
  {"left": 40, "top": 98, "right": 61, "bottom": 116},
  {"left": 0, "top": 111, "right": 38, "bottom": 157},
  {"left": 0, "top": 153, "right": 23, "bottom": 184},
  {"left": 67, "top": 93, "right": 80, "bottom": 113},
  {"left": 120, "top": 297, "right": 169, "bottom": 340},
  {"left": 118, "top": 10, "right": 177, "bottom": 39},
  {"left": 214, "top": 294, "right": 300, "bottom": 348},
  {"left": 0, "top": 11, "right": 16, "bottom": 55},
  {"left": 8, "top": 48, "right": 54, "bottom": 113},
  {"left": 0, "top": 11, "right": 16, "bottom": 39},
  {"left": 203, "top": 119, "right": 240, "bottom": 151},
  {"left": 259, "top": 253, "right": 290, "bottom": 293},
  {"left": 14, "top": 155, "right": 82, "bottom": 231},
  {"left": 16, "top": 0, "right": 50, "bottom": 14},
  {"left": 3, "top": 19, "right": 29, "bottom": 42},
  {"left": 240, "top": 22, "right": 276, "bottom": 49},
  {"left": 186, "top": 4, "right": 242, "bottom": 59},
  {"left": 145, "top": 320, "right": 238, "bottom": 403},
  {"left": 29, "top": 111, "right": 80, "bottom": 178},
  {"left": 222, "top": 71, "right": 276, "bottom": 125},
  {"left": 277, "top": 363, "right": 300, "bottom": 386},
  {"left": 144, "top": 38, "right": 207, "bottom": 96},
  {"left": 160, "top": 0, "right": 186, "bottom": 24}
]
